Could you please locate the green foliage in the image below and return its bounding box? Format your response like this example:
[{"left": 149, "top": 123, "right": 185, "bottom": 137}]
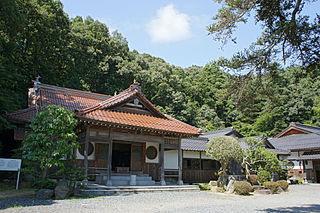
[
  {"left": 248, "top": 175, "right": 258, "bottom": 185},
  {"left": 257, "top": 169, "right": 271, "bottom": 185},
  {"left": 234, "top": 181, "right": 253, "bottom": 195},
  {"left": 33, "top": 179, "right": 57, "bottom": 190},
  {"left": 242, "top": 137, "right": 283, "bottom": 177},
  {"left": 21, "top": 105, "right": 78, "bottom": 179},
  {"left": 276, "top": 180, "right": 289, "bottom": 191},
  {"left": 264, "top": 181, "right": 280, "bottom": 194},
  {"left": 194, "top": 183, "right": 211, "bottom": 191},
  {"left": 208, "top": 0, "right": 319, "bottom": 70},
  {"left": 206, "top": 136, "right": 243, "bottom": 175}
]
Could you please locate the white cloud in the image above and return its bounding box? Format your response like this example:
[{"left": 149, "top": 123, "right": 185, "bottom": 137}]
[{"left": 147, "top": 4, "right": 192, "bottom": 43}]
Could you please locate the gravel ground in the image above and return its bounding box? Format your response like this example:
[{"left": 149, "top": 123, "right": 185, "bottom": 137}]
[{"left": 1, "top": 184, "right": 320, "bottom": 213}]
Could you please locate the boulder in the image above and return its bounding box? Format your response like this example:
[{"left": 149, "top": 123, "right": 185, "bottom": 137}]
[
  {"left": 277, "top": 186, "right": 284, "bottom": 194},
  {"left": 36, "top": 189, "right": 54, "bottom": 200},
  {"left": 55, "top": 181, "right": 70, "bottom": 200},
  {"left": 225, "top": 177, "right": 236, "bottom": 194}
]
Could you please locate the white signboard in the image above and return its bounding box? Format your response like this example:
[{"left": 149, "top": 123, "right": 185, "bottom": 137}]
[
  {"left": 0, "top": 158, "right": 21, "bottom": 171},
  {"left": 0, "top": 158, "right": 22, "bottom": 190}
]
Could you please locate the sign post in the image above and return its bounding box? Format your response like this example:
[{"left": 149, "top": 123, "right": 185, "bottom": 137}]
[{"left": 0, "top": 158, "right": 22, "bottom": 190}]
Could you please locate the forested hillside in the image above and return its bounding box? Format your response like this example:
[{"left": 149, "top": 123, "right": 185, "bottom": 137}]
[{"left": 1, "top": 0, "right": 320, "bottom": 143}]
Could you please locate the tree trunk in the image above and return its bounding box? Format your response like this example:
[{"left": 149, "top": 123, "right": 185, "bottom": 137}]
[{"left": 42, "top": 167, "right": 48, "bottom": 179}]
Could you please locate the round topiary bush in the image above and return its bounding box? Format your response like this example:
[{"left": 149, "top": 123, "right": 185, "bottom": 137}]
[
  {"left": 277, "top": 180, "right": 289, "bottom": 191},
  {"left": 264, "top": 181, "right": 279, "bottom": 194},
  {"left": 257, "top": 170, "right": 271, "bottom": 185},
  {"left": 234, "top": 181, "right": 253, "bottom": 195},
  {"left": 248, "top": 175, "right": 258, "bottom": 185}
]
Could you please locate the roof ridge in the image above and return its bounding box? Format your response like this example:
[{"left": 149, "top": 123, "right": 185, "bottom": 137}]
[
  {"left": 6, "top": 106, "right": 38, "bottom": 115},
  {"left": 39, "top": 83, "right": 112, "bottom": 100},
  {"left": 292, "top": 122, "right": 320, "bottom": 130},
  {"left": 203, "top": 127, "right": 233, "bottom": 135}
]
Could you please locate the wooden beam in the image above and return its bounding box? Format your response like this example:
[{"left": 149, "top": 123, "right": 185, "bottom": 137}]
[
  {"left": 160, "top": 136, "right": 166, "bottom": 186},
  {"left": 84, "top": 126, "right": 90, "bottom": 182},
  {"left": 112, "top": 131, "right": 162, "bottom": 143},
  {"left": 107, "top": 128, "right": 113, "bottom": 186},
  {"left": 177, "top": 137, "right": 183, "bottom": 185}
]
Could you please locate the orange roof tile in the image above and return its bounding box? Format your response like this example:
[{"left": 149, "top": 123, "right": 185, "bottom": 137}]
[
  {"left": 8, "top": 82, "right": 201, "bottom": 136},
  {"left": 78, "top": 110, "right": 200, "bottom": 135}
]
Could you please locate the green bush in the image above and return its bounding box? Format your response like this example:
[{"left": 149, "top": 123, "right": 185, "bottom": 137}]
[
  {"left": 264, "top": 181, "right": 279, "bottom": 194},
  {"left": 209, "top": 181, "right": 217, "bottom": 186},
  {"left": 257, "top": 170, "right": 271, "bottom": 185},
  {"left": 33, "top": 178, "right": 57, "bottom": 190},
  {"left": 216, "top": 187, "right": 225, "bottom": 193},
  {"left": 248, "top": 175, "right": 258, "bottom": 185},
  {"left": 234, "top": 181, "right": 253, "bottom": 195},
  {"left": 194, "top": 183, "right": 211, "bottom": 190},
  {"left": 276, "top": 180, "right": 289, "bottom": 191}
]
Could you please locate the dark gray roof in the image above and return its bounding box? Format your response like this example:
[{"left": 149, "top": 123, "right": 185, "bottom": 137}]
[
  {"left": 267, "top": 148, "right": 290, "bottom": 155},
  {"left": 200, "top": 127, "right": 243, "bottom": 141},
  {"left": 181, "top": 137, "right": 208, "bottom": 151},
  {"left": 269, "top": 133, "right": 320, "bottom": 151},
  {"left": 276, "top": 122, "right": 320, "bottom": 137}
]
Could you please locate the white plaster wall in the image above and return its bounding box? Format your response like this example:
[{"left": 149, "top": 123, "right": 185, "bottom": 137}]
[
  {"left": 183, "top": 151, "right": 201, "bottom": 159},
  {"left": 145, "top": 142, "right": 159, "bottom": 163},
  {"left": 200, "top": 151, "right": 211, "bottom": 159},
  {"left": 76, "top": 143, "right": 95, "bottom": 160},
  {"left": 164, "top": 150, "right": 178, "bottom": 169},
  {"left": 305, "top": 160, "right": 313, "bottom": 169}
]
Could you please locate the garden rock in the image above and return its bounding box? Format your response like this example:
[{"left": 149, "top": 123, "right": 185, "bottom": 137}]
[
  {"left": 277, "top": 186, "right": 284, "bottom": 193},
  {"left": 55, "top": 181, "right": 70, "bottom": 200},
  {"left": 36, "top": 189, "right": 54, "bottom": 200},
  {"left": 254, "top": 189, "right": 271, "bottom": 195},
  {"left": 226, "top": 177, "right": 235, "bottom": 193}
]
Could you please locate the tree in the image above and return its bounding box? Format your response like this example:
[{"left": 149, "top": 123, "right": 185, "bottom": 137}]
[
  {"left": 242, "top": 137, "right": 282, "bottom": 178},
  {"left": 21, "top": 105, "right": 78, "bottom": 180},
  {"left": 208, "top": 0, "right": 320, "bottom": 70},
  {"left": 206, "top": 136, "right": 243, "bottom": 175}
]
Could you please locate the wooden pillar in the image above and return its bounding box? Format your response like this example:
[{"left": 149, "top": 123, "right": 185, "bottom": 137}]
[
  {"left": 107, "top": 128, "right": 113, "bottom": 186},
  {"left": 84, "top": 126, "right": 90, "bottom": 183},
  {"left": 177, "top": 137, "right": 183, "bottom": 185},
  {"left": 199, "top": 151, "right": 202, "bottom": 182},
  {"left": 160, "top": 136, "right": 166, "bottom": 186}
]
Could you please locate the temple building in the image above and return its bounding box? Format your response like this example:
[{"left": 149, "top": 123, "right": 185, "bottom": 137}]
[{"left": 6, "top": 79, "right": 201, "bottom": 186}]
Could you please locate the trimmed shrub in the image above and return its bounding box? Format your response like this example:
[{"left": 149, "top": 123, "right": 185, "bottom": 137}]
[
  {"left": 33, "top": 179, "right": 57, "bottom": 190},
  {"left": 194, "top": 183, "right": 211, "bottom": 190},
  {"left": 216, "top": 187, "right": 225, "bottom": 193},
  {"left": 264, "top": 181, "right": 279, "bottom": 194},
  {"left": 209, "top": 181, "right": 217, "bottom": 186},
  {"left": 277, "top": 180, "right": 289, "bottom": 191},
  {"left": 258, "top": 170, "right": 271, "bottom": 185},
  {"left": 248, "top": 175, "right": 258, "bottom": 185},
  {"left": 234, "top": 181, "right": 253, "bottom": 195}
]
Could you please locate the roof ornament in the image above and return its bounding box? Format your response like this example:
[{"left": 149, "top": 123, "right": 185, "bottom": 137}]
[
  {"left": 32, "top": 75, "right": 41, "bottom": 91},
  {"left": 130, "top": 79, "right": 143, "bottom": 95}
]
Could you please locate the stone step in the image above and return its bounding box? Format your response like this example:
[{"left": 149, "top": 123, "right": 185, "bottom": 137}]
[
  {"left": 80, "top": 185, "right": 199, "bottom": 196},
  {"left": 86, "top": 184, "right": 199, "bottom": 190},
  {"left": 110, "top": 175, "right": 152, "bottom": 181}
]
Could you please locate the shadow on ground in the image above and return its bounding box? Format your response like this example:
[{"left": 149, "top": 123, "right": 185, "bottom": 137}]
[
  {"left": 261, "top": 204, "right": 320, "bottom": 213},
  {"left": 0, "top": 197, "right": 56, "bottom": 210}
]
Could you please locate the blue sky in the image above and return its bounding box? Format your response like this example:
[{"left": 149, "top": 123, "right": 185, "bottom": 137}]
[{"left": 60, "top": 0, "right": 319, "bottom": 68}]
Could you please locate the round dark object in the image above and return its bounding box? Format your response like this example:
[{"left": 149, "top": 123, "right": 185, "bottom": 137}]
[
  {"left": 146, "top": 146, "right": 157, "bottom": 160},
  {"left": 79, "top": 142, "right": 94, "bottom": 156}
]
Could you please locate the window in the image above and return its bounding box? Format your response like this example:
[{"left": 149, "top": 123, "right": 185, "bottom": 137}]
[
  {"left": 183, "top": 159, "right": 200, "bottom": 169},
  {"left": 78, "top": 142, "right": 94, "bottom": 156},
  {"left": 146, "top": 146, "right": 157, "bottom": 160}
]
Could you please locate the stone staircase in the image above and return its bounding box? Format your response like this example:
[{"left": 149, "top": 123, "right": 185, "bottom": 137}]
[
  {"left": 79, "top": 184, "right": 200, "bottom": 196},
  {"left": 111, "top": 174, "right": 155, "bottom": 186}
]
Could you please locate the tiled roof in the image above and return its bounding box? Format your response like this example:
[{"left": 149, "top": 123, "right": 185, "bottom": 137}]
[
  {"left": 267, "top": 148, "right": 290, "bottom": 155},
  {"left": 200, "top": 127, "right": 243, "bottom": 140},
  {"left": 77, "top": 110, "right": 200, "bottom": 135},
  {"left": 7, "top": 82, "right": 201, "bottom": 136},
  {"left": 269, "top": 133, "right": 320, "bottom": 151},
  {"left": 39, "top": 84, "right": 110, "bottom": 111},
  {"left": 6, "top": 107, "right": 37, "bottom": 123},
  {"left": 275, "top": 122, "right": 320, "bottom": 137},
  {"left": 181, "top": 137, "right": 208, "bottom": 151}
]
